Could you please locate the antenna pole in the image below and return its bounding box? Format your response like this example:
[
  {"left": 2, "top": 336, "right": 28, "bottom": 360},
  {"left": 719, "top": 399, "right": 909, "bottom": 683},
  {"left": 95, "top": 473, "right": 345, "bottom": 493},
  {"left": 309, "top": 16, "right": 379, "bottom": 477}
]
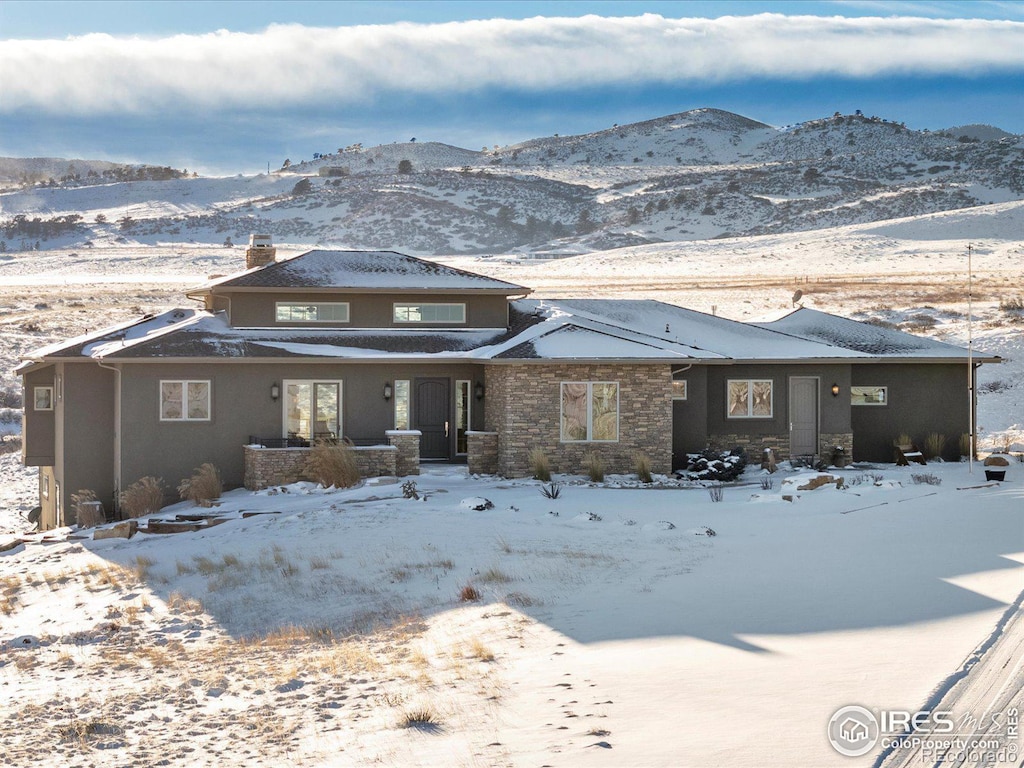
[{"left": 967, "top": 243, "right": 974, "bottom": 475}]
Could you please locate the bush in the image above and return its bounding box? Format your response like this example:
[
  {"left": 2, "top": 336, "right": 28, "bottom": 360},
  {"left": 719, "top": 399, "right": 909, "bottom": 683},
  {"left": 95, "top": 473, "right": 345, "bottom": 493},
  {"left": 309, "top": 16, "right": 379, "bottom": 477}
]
[
  {"left": 119, "top": 477, "right": 165, "bottom": 518},
  {"left": 304, "top": 440, "right": 360, "bottom": 489},
  {"left": 959, "top": 432, "right": 973, "bottom": 459},
  {"left": 582, "top": 451, "right": 604, "bottom": 482},
  {"left": 528, "top": 447, "right": 551, "bottom": 482},
  {"left": 177, "top": 463, "right": 222, "bottom": 506},
  {"left": 71, "top": 489, "right": 105, "bottom": 528},
  {"left": 539, "top": 482, "right": 562, "bottom": 499},
  {"left": 911, "top": 473, "right": 941, "bottom": 486},
  {"left": 681, "top": 448, "right": 747, "bottom": 482},
  {"left": 397, "top": 159, "right": 413, "bottom": 174},
  {"left": 633, "top": 452, "right": 653, "bottom": 483}
]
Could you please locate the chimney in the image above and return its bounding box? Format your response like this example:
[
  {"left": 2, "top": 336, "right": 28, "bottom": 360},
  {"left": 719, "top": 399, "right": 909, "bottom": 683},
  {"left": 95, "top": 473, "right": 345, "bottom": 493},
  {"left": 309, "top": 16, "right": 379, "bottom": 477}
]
[{"left": 246, "top": 234, "right": 276, "bottom": 269}]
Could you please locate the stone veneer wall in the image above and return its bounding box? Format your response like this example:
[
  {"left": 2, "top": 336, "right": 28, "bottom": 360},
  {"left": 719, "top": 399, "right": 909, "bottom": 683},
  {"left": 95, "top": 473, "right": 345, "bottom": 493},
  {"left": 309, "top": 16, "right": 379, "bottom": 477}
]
[
  {"left": 243, "top": 444, "right": 401, "bottom": 490},
  {"left": 485, "top": 364, "right": 672, "bottom": 478},
  {"left": 705, "top": 431, "right": 854, "bottom": 463},
  {"left": 466, "top": 431, "right": 498, "bottom": 475},
  {"left": 386, "top": 431, "right": 421, "bottom": 477}
]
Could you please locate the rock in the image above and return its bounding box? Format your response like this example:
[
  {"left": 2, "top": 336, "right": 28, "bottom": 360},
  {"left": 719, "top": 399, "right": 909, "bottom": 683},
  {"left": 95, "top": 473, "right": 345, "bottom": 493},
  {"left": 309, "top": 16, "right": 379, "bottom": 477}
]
[{"left": 93, "top": 521, "right": 138, "bottom": 540}]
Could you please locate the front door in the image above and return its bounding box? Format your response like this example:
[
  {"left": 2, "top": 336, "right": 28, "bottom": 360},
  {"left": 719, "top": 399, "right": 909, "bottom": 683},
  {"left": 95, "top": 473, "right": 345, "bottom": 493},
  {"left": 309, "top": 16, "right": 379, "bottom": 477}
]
[
  {"left": 415, "top": 378, "right": 450, "bottom": 459},
  {"left": 789, "top": 377, "right": 819, "bottom": 457}
]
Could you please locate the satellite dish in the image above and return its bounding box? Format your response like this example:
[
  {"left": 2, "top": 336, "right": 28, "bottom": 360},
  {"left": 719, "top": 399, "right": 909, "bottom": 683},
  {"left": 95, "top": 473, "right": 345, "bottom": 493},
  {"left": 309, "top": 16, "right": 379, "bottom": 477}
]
[{"left": 792, "top": 289, "right": 804, "bottom": 307}]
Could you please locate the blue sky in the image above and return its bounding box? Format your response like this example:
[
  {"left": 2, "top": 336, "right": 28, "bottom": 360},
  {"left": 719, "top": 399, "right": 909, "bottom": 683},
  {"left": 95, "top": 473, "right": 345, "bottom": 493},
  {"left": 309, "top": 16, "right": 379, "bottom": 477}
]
[{"left": 1, "top": 1, "right": 1022, "bottom": 174}]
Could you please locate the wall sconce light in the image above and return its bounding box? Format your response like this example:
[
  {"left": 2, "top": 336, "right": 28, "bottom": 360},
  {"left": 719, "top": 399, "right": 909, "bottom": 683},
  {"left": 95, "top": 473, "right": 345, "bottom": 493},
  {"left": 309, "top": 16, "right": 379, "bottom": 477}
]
[
  {"left": 270, "top": 382, "right": 280, "bottom": 401},
  {"left": 831, "top": 383, "right": 840, "bottom": 397},
  {"left": 383, "top": 382, "right": 393, "bottom": 401},
  {"left": 474, "top": 382, "right": 485, "bottom": 401}
]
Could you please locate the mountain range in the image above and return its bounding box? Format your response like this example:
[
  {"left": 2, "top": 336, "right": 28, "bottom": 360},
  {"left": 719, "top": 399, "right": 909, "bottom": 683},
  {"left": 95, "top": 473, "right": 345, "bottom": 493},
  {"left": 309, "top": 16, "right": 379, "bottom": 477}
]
[{"left": 1, "top": 108, "right": 1021, "bottom": 256}]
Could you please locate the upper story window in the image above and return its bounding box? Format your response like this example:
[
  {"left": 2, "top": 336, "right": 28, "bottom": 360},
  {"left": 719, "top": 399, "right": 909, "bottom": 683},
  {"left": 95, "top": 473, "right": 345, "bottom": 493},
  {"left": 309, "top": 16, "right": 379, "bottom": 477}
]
[
  {"left": 161, "top": 380, "right": 211, "bottom": 421},
  {"left": 276, "top": 302, "right": 350, "bottom": 323},
  {"left": 393, "top": 303, "right": 466, "bottom": 324}
]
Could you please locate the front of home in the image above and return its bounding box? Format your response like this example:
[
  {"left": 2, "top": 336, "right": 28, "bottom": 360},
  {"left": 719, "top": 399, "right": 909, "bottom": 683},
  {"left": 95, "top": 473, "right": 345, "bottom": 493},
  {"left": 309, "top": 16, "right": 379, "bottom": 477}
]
[{"left": 19, "top": 244, "right": 998, "bottom": 529}]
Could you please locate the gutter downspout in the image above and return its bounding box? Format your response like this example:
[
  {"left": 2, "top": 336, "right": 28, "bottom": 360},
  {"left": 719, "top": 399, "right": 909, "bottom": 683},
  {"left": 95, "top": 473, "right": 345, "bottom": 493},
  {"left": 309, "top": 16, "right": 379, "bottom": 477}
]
[{"left": 95, "top": 358, "right": 122, "bottom": 516}]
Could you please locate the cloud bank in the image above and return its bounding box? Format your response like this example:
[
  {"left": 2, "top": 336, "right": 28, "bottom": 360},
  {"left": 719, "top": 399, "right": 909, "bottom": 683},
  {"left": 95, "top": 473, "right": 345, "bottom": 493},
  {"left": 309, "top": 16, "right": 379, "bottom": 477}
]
[{"left": 2, "top": 13, "right": 1023, "bottom": 115}]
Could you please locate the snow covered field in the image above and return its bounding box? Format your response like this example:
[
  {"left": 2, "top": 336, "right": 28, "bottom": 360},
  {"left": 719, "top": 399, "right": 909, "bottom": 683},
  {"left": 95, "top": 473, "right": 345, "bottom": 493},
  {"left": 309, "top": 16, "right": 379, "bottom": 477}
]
[
  {"left": 1, "top": 462, "right": 1021, "bottom": 766},
  {"left": 0, "top": 203, "right": 1022, "bottom": 765}
]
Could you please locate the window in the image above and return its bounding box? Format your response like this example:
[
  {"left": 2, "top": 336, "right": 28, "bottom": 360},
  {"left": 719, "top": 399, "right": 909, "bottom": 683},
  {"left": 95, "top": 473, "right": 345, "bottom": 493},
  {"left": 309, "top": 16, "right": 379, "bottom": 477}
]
[
  {"left": 393, "top": 303, "right": 466, "bottom": 324},
  {"left": 160, "top": 380, "right": 211, "bottom": 421},
  {"left": 727, "top": 379, "right": 773, "bottom": 418},
  {"left": 284, "top": 380, "right": 342, "bottom": 440},
  {"left": 851, "top": 386, "right": 888, "bottom": 406},
  {"left": 455, "top": 380, "right": 470, "bottom": 454},
  {"left": 276, "top": 302, "right": 349, "bottom": 323},
  {"left": 34, "top": 386, "right": 54, "bottom": 411},
  {"left": 42, "top": 473, "right": 49, "bottom": 500},
  {"left": 561, "top": 382, "right": 619, "bottom": 442},
  {"left": 671, "top": 375, "right": 687, "bottom": 400},
  {"left": 394, "top": 380, "right": 410, "bottom": 429}
]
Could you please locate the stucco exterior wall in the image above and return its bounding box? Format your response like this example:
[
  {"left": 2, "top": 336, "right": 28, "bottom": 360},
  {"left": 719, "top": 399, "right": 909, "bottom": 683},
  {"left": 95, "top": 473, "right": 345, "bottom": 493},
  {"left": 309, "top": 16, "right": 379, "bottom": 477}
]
[
  {"left": 851, "top": 363, "right": 968, "bottom": 462},
  {"left": 21, "top": 366, "right": 56, "bottom": 466},
  {"left": 484, "top": 363, "right": 672, "bottom": 477},
  {"left": 222, "top": 291, "right": 510, "bottom": 329}
]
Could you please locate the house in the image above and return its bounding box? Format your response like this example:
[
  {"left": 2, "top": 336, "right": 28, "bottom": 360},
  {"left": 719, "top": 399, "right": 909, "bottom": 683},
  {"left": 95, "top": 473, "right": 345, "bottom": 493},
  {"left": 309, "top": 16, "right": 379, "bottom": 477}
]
[{"left": 19, "top": 245, "right": 999, "bottom": 529}]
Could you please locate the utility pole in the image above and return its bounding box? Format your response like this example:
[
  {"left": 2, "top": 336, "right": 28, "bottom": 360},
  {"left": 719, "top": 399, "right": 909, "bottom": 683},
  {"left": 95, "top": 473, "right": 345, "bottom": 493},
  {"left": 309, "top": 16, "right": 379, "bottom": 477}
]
[{"left": 967, "top": 243, "right": 974, "bottom": 475}]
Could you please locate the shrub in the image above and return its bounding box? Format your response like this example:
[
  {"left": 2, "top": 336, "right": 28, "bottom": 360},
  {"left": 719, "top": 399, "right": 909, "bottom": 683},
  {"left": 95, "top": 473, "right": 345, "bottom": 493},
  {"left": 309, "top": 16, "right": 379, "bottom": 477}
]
[
  {"left": 119, "top": 476, "right": 165, "bottom": 518},
  {"left": 177, "top": 463, "right": 222, "bottom": 506},
  {"left": 304, "top": 440, "right": 360, "bottom": 489},
  {"left": 528, "top": 447, "right": 551, "bottom": 482},
  {"left": 923, "top": 433, "right": 947, "bottom": 460},
  {"left": 760, "top": 476, "right": 774, "bottom": 490},
  {"left": 959, "top": 433, "right": 973, "bottom": 458},
  {"left": 71, "top": 489, "right": 105, "bottom": 528},
  {"left": 682, "top": 448, "right": 747, "bottom": 482},
  {"left": 707, "top": 484, "right": 724, "bottom": 503},
  {"left": 539, "top": 482, "right": 562, "bottom": 499},
  {"left": 633, "top": 452, "right": 653, "bottom": 483},
  {"left": 582, "top": 451, "right": 604, "bottom": 482},
  {"left": 911, "top": 473, "right": 941, "bottom": 486}
]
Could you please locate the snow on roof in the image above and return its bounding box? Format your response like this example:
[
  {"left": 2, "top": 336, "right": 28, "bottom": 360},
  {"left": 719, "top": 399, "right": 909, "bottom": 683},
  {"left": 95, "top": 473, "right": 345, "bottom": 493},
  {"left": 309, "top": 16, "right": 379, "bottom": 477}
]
[
  {"left": 204, "top": 250, "right": 530, "bottom": 292},
  {"left": 528, "top": 299, "right": 867, "bottom": 360},
  {"left": 24, "top": 299, "right": 988, "bottom": 365},
  {"left": 757, "top": 308, "right": 1000, "bottom": 360}
]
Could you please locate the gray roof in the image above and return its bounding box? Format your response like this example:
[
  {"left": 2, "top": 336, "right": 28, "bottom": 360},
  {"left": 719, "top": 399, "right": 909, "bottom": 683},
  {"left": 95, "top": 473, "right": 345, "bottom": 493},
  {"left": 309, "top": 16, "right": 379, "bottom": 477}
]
[
  {"left": 756, "top": 308, "right": 1000, "bottom": 360},
  {"left": 203, "top": 250, "right": 530, "bottom": 293},
  {"left": 23, "top": 300, "right": 996, "bottom": 366}
]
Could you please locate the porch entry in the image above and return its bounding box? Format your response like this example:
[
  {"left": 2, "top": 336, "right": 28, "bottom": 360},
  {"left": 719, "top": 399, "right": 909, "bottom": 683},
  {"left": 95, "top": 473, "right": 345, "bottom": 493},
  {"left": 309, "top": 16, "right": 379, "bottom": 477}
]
[
  {"left": 414, "top": 378, "right": 450, "bottom": 459},
  {"left": 789, "top": 377, "right": 819, "bottom": 457}
]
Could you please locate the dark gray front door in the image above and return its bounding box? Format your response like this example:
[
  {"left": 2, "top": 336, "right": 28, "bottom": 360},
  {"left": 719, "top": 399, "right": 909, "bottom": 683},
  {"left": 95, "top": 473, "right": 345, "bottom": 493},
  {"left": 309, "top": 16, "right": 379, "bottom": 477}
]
[
  {"left": 790, "top": 377, "right": 819, "bottom": 456},
  {"left": 415, "top": 378, "right": 450, "bottom": 459}
]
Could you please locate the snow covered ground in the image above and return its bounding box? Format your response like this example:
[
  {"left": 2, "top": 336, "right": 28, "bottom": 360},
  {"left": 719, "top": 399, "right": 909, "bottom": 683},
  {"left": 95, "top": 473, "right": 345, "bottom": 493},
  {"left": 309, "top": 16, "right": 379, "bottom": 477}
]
[
  {"left": 1, "top": 462, "right": 1021, "bottom": 766},
  {"left": 0, "top": 202, "right": 1021, "bottom": 765}
]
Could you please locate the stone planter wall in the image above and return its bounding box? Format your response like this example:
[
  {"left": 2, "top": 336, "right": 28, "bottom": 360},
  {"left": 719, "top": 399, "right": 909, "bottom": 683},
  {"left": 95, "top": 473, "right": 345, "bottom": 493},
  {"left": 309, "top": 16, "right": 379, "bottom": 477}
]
[
  {"left": 243, "top": 443, "right": 403, "bottom": 490},
  {"left": 466, "top": 431, "right": 498, "bottom": 475}
]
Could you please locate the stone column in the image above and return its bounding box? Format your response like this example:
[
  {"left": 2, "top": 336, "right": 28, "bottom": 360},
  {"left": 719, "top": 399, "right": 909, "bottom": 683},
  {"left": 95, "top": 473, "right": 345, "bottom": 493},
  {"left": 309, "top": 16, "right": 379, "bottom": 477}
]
[
  {"left": 467, "top": 431, "right": 499, "bottom": 475},
  {"left": 386, "top": 430, "right": 421, "bottom": 477}
]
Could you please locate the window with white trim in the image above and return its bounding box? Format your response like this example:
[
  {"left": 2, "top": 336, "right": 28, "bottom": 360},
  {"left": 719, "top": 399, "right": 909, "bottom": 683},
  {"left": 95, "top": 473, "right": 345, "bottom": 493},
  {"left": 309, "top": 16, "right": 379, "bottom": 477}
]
[
  {"left": 160, "top": 380, "right": 211, "bottom": 421},
  {"left": 561, "top": 382, "right": 619, "bottom": 442},
  {"left": 393, "top": 380, "right": 410, "bottom": 430},
  {"left": 275, "top": 302, "right": 350, "bottom": 323},
  {"left": 34, "top": 386, "right": 54, "bottom": 411},
  {"left": 284, "top": 380, "right": 342, "bottom": 440},
  {"left": 727, "top": 379, "right": 773, "bottom": 418},
  {"left": 393, "top": 303, "right": 465, "bottom": 323},
  {"left": 671, "top": 375, "right": 687, "bottom": 401},
  {"left": 455, "top": 380, "right": 471, "bottom": 454},
  {"left": 851, "top": 386, "right": 888, "bottom": 406}
]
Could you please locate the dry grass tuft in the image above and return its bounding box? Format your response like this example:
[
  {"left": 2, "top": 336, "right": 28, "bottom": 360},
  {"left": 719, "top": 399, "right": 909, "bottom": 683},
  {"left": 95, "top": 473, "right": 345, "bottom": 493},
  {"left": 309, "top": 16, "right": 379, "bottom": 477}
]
[
  {"left": 479, "top": 566, "right": 512, "bottom": 584},
  {"left": 304, "top": 440, "right": 360, "bottom": 489},
  {"left": 119, "top": 476, "right": 165, "bottom": 517},
  {"left": 504, "top": 591, "right": 538, "bottom": 608},
  {"left": 399, "top": 707, "right": 443, "bottom": 730},
  {"left": 528, "top": 447, "right": 551, "bottom": 482},
  {"left": 633, "top": 451, "right": 653, "bottom": 483},
  {"left": 582, "top": 451, "right": 605, "bottom": 482},
  {"left": 132, "top": 555, "right": 156, "bottom": 581},
  {"left": 459, "top": 584, "right": 481, "bottom": 602},
  {"left": 467, "top": 638, "right": 495, "bottom": 662},
  {"left": 923, "top": 433, "right": 947, "bottom": 460},
  {"left": 177, "top": 463, "right": 222, "bottom": 506},
  {"left": 167, "top": 591, "right": 204, "bottom": 616}
]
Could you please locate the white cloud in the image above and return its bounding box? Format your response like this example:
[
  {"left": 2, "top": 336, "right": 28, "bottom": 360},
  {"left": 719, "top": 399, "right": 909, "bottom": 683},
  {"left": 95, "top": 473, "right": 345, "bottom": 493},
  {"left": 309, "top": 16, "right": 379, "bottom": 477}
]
[{"left": 2, "top": 13, "right": 1022, "bottom": 115}]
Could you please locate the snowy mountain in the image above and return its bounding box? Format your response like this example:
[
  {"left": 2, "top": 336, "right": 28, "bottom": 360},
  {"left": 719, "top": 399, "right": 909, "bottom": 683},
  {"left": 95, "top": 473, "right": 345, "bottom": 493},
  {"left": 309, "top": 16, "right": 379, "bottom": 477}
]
[{"left": 0, "top": 108, "right": 1021, "bottom": 256}]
